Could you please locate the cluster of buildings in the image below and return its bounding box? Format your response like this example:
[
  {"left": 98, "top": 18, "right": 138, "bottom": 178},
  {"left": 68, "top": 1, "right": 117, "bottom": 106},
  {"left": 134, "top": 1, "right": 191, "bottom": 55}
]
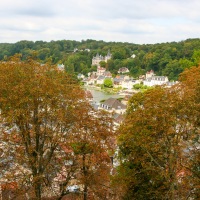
[
  {"left": 78, "top": 50, "right": 173, "bottom": 88},
  {"left": 98, "top": 97, "right": 127, "bottom": 128},
  {"left": 81, "top": 54, "right": 175, "bottom": 128},
  {"left": 79, "top": 52, "right": 176, "bottom": 129},
  {"left": 83, "top": 69, "right": 175, "bottom": 142},
  {"left": 85, "top": 90, "right": 127, "bottom": 128},
  {"left": 143, "top": 70, "right": 169, "bottom": 87},
  {"left": 67, "top": 49, "right": 173, "bottom": 89},
  {"left": 80, "top": 55, "right": 174, "bottom": 128},
  {"left": 80, "top": 68, "right": 171, "bottom": 90}
]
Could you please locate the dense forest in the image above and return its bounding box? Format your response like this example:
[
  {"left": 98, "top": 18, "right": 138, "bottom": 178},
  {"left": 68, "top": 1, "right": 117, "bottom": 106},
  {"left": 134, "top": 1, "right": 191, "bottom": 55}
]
[{"left": 1, "top": 38, "right": 200, "bottom": 80}]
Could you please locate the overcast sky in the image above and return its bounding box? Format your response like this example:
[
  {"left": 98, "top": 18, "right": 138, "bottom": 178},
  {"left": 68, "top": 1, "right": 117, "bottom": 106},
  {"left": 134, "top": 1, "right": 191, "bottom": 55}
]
[{"left": 0, "top": 0, "right": 200, "bottom": 44}]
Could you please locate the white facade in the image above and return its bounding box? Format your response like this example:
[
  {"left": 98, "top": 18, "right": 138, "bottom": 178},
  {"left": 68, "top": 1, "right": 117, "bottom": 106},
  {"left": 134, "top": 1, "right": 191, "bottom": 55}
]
[
  {"left": 96, "top": 76, "right": 105, "bottom": 85},
  {"left": 143, "top": 76, "right": 169, "bottom": 86},
  {"left": 77, "top": 73, "right": 85, "bottom": 79},
  {"left": 121, "top": 80, "right": 139, "bottom": 89},
  {"left": 118, "top": 67, "right": 129, "bottom": 74},
  {"left": 92, "top": 54, "right": 104, "bottom": 66},
  {"left": 97, "top": 66, "right": 106, "bottom": 76},
  {"left": 57, "top": 64, "right": 65, "bottom": 71},
  {"left": 99, "top": 98, "right": 126, "bottom": 115},
  {"left": 146, "top": 70, "right": 155, "bottom": 79}
]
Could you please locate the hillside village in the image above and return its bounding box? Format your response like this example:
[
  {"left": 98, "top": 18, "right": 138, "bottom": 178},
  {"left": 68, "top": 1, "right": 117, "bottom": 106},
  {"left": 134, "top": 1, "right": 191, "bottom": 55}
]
[
  {"left": 78, "top": 51, "right": 175, "bottom": 89},
  {"left": 0, "top": 44, "right": 199, "bottom": 199},
  {"left": 58, "top": 52, "right": 177, "bottom": 129},
  {"left": 76, "top": 52, "right": 177, "bottom": 129}
]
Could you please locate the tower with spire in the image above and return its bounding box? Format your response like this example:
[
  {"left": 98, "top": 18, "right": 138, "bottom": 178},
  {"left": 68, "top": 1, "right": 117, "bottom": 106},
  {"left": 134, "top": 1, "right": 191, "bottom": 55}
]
[{"left": 92, "top": 50, "right": 112, "bottom": 66}]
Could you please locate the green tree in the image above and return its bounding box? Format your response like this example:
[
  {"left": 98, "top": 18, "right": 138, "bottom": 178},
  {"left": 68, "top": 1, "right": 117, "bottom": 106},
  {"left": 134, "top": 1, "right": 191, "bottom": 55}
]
[
  {"left": 162, "top": 60, "right": 183, "bottom": 81},
  {"left": 179, "top": 58, "right": 194, "bottom": 69},
  {"left": 37, "top": 48, "right": 50, "bottom": 61},
  {"left": 99, "top": 61, "right": 107, "bottom": 68},
  {"left": 192, "top": 50, "right": 200, "bottom": 66},
  {"left": 103, "top": 78, "right": 113, "bottom": 88}
]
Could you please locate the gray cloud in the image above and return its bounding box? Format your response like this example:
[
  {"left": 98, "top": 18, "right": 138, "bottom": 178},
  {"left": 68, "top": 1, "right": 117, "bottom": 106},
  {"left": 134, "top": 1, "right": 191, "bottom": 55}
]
[{"left": 0, "top": 0, "right": 199, "bottom": 44}]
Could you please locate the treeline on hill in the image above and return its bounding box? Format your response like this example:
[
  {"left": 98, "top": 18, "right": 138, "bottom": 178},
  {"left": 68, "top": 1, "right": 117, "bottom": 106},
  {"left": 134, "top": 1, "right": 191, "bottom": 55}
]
[{"left": 1, "top": 38, "right": 200, "bottom": 80}]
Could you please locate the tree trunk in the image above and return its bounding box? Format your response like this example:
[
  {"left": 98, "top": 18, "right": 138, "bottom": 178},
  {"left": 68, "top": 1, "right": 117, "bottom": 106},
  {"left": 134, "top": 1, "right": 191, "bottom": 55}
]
[
  {"left": 83, "top": 185, "right": 88, "bottom": 200},
  {"left": 34, "top": 179, "right": 42, "bottom": 200},
  {"left": 83, "top": 154, "right": 88, "bottom": 200}
]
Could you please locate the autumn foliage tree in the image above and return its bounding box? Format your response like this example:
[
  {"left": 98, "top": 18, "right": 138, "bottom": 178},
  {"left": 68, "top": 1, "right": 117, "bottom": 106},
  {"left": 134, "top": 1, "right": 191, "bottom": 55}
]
[
  {"left": 178, "top": 66, "right": 200, "bottom": 198},
  {"left": 114, "top": 65, "right": 200, "bottom": 199},
  {"left": 70, "top": 109, "right": 115, "bottom": 200},
  {"left": 56, "top": 108, "right": 115, "bottom": 200},
  {"left": 0, "top": 55, "right": 115, "bottom": 200}
]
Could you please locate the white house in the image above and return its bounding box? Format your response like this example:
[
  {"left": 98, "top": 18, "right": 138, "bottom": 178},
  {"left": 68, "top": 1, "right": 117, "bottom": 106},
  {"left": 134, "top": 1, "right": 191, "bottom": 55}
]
[
  {"left": 143, "top": 70, "right": 169, "bottom": 86},
  {"left": 118, "top": 67, "right": 129, "bottom": 74},
  {"left": 97, "top": 66, "right": 106, "bottom": 76},
  {"left": 145, "top": 70, "right": 155, "bottom": 79},
  {"left": 143, "top": 76, "right": 169, "bottom": 86},
  {"left": 57, "top": 64, "right": 65, "bottom": 71},
  {"left": 96, "top": 75, "right": 105, "bottom": 85},
  {"left": 77, "top": 73, "right": 85, "bottom": 79},
  {"left": 103, "top": 71, "right": 112, "bottom": 78},
  {"left": 131, "top": 54, "right": 136, "bottom": 58},
  {"left": 85, "top": 73, "right": 97, "bottom": 85},
  {"left": 121, "top": 79, "right": 138, "bottom": 89},
  {"left": 99, "top": 98, "right": 127, "bottom": 114}
]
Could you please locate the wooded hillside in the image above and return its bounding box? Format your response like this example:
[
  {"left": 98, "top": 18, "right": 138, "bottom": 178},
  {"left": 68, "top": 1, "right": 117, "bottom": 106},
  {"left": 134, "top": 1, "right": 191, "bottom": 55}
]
[{"left": 1, "top": 38, "right": 200, "bottom": 80}]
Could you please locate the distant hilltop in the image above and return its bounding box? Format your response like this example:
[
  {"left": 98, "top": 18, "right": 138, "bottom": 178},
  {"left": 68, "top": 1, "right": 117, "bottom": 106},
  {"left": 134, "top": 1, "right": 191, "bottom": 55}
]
[{"left": 0, "top": 38, "right": 200, "bottom": 81}]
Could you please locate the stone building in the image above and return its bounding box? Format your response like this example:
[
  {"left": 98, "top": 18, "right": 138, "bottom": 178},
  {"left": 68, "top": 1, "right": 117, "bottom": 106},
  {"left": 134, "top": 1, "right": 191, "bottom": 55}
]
[{"left": 92, "top": 50, "right": 112, "bottom": 66}]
